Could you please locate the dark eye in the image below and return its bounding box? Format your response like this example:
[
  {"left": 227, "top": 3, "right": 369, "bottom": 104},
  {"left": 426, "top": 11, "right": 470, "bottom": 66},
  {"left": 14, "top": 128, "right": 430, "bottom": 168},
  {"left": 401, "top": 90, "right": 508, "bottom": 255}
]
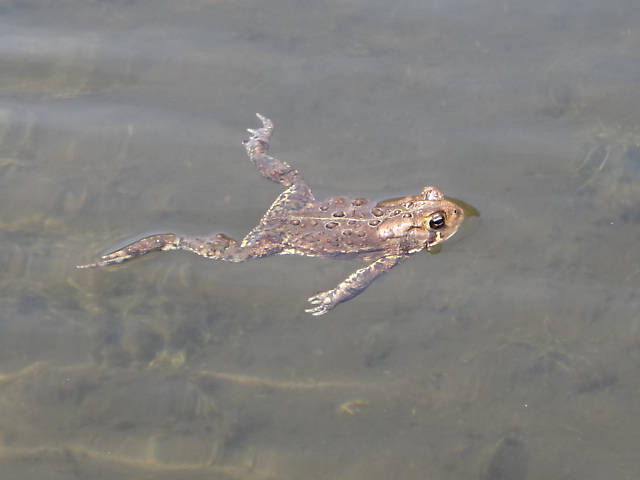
[{"left": 429, "top": 213, "right": 445, "bottom": 229}]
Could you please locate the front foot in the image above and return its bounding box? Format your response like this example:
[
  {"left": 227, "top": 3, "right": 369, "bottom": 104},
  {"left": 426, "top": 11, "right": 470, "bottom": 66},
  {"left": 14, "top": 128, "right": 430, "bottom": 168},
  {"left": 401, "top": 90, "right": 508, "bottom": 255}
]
[
  {"left": 304, "top": 256, "right": 403, "bottom": 316},
  {"left": 76, "top": 233, "right": 179, "bottom": 268},
  {"left": 305, "top": 289, "right": 340, "bottom": 316}
]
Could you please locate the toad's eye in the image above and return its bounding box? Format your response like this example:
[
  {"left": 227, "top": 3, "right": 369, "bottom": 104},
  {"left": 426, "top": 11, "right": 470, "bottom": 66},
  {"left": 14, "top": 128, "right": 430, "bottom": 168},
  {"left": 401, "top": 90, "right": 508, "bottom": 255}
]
[{"left": 428, "top": 213, "right": 446, "bottom": 229}]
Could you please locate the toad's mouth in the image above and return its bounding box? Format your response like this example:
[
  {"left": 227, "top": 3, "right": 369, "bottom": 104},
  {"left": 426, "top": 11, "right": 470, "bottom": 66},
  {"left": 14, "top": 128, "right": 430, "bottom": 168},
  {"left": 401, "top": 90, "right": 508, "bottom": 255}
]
[{"left": 447, "top": 197, "right": 480, "bottom": 217}]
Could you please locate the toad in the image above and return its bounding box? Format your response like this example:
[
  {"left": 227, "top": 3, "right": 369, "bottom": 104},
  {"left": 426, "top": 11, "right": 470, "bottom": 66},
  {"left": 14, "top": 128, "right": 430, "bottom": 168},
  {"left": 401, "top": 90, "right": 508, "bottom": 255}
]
[{"left": 78, "top": 114, "right": 464, "bottom": 315}]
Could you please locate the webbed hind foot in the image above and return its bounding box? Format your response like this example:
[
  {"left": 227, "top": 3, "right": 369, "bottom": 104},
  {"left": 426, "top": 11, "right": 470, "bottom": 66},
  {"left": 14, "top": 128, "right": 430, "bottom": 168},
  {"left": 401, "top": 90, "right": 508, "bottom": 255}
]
[
  {"left": 76, "top": 233, "right": 179, "bottom": 268},
  {"left": 244, "top": 113, "right": 301, "bottom": 187}
]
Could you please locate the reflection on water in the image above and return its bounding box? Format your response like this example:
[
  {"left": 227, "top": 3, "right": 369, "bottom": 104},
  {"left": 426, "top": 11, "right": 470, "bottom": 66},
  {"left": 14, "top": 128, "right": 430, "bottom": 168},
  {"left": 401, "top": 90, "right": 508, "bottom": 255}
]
[{"left": 1, "top": 0, "right": 640, "bottom": 478}]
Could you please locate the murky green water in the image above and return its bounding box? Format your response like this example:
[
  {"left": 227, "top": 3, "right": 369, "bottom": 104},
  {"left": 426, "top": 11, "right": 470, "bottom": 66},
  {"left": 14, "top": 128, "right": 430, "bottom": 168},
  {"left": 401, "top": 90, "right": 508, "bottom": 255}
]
[{"left": 1, "top": 1, "right": 639, "bottom": 478}]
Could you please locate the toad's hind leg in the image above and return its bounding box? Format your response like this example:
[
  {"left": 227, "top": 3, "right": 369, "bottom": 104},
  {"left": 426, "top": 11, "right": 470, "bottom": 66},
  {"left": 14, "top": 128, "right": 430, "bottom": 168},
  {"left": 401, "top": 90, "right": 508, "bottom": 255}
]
[
  {"left": 306, "top": 255, "right": 405, "bottom": 316},
  {"left": 244, "top": 113, "right": 313, "bottom": 199},
  {"left": 241, "top": 113, "right": 315, "bottom": 247},
  {"left": 76, "top": 232, "right": 282, "bottom": 268}
]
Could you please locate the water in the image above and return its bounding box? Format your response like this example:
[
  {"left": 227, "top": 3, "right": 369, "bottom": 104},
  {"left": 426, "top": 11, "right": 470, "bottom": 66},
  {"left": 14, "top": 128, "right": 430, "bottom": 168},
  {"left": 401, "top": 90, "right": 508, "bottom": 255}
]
[{"left": 1, "top": 1, "right": 639, "bottom": 478}]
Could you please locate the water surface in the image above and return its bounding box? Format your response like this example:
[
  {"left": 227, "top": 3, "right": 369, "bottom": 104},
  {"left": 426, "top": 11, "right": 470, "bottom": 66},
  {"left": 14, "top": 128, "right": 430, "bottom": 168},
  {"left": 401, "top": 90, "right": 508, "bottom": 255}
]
[{"left": 1, "top": 1, "right": 639, "bottom": 478}]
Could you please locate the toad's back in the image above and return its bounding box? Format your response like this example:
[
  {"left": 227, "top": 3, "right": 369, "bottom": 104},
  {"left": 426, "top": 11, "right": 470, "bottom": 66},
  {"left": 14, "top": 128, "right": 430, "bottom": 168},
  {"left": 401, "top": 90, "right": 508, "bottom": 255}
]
[{"left": 270, "top": 196, "right": 385, "bottom": 259}]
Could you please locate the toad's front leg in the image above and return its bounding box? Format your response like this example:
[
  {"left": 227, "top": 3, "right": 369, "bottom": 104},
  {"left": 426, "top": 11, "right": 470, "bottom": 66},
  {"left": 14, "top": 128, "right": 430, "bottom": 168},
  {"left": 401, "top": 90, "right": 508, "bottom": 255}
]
[{"left": 305, "top": 255, "right": 404, "bottom": 316}]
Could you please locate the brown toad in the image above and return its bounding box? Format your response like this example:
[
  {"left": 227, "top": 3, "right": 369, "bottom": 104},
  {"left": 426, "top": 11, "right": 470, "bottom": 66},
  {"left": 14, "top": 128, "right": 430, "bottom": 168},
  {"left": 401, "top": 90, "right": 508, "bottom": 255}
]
[{"left": 78, "top": 114, "right": 464, "bottom": 315}]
